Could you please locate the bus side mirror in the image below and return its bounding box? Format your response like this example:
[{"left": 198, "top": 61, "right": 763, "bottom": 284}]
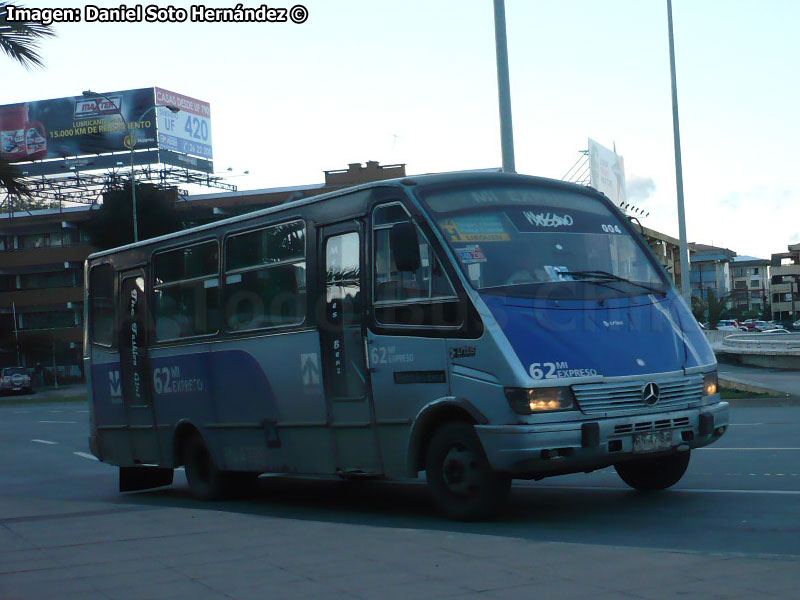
[{"left": 390, "top": 221, "right": 421, "bottom": 272}]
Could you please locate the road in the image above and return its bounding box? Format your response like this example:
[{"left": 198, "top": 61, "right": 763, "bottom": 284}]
[{"left": 2, "top": 400, "right": 799, "bottom": 558}]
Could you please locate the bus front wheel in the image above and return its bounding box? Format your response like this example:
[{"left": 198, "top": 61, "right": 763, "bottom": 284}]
[
  {"left": 614, "top": 450, "right": 691, "bottom": 491},
  {"left": 184, "top": 432, "right": 226, "bottom": 500},
  {"left": 425, "top": 422, "right": 511, "bottom": 521}
]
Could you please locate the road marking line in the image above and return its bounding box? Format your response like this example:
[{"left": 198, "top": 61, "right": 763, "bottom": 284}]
[
  {"left": 729, "top": 423, "right": 763, "bottom": 426},
  {"left": 14, "top": 411, "right": 31, "bottom": 414},
  {"left": 698, "top": 448, "right": 800, "bottom": 451},
  {"left": 37, "top": 420, "right": 77, "bottom": 424},
  {"left": 73, "top": 452, "right": 98, "bottom": 461},
  {"left": 48, "top": 410, "right": 62, "bottom": 413},
  {"left": 76, "top": 410, "right": 88, "bottom": 413},
  {"left": 31, "top": 439, "right": 57, "bottom": 445},
  {"left": 537, "top": 484, "right": 800, "bottom": 496}
]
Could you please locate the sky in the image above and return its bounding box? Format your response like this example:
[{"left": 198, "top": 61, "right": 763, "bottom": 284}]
[{"left": 3, "top": 0, "right": 799, "bottom": 259}]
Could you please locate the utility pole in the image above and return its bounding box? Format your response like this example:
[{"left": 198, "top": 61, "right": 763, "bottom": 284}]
[
  {"left": 667, "top": 0, "right": 691, "bottom": 303},
  {"left": 493, "top": 0, "right": 516, "bottom": 173}
]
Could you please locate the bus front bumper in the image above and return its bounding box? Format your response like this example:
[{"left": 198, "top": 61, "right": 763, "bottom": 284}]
[{"left": 474, "top": 401, "right": 729, "bottom": 476}]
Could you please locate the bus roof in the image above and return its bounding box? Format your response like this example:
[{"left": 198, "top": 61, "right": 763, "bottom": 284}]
[{"left": 87, "top": 171, "right": 600, "bottom": 260}]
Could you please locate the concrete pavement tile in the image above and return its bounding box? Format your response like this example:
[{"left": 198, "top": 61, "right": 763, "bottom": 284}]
[
  {"left": 206, "top": 578, "right": 337, "bottom": 600},
  {"left": 0, "top": 528, "right": 35, "bottom": 553},
  {"left": 481, "top": 578, "right": 642, "bottom": 600},
  {"left": 265, "top": 557, "right": 380, "bottom": 580},
  {"left": 346, "top": 577, "right": 473, "bottom": 600},
  {"left": 104, "top": 579, "right": 230, "bottom": 600},
  {"left": 192, "top": 566, "right": 307, "bottom": 589},
  {"left": 221, "top": 580, "right": 361, "bottom": 600},
  {"left": 313, "top": 567, "right": 428, "bottom": 594},
  {"left": 0, "top": 573, "right": 99, "bottom": 598},
  {"left": 81, "top": 566, "right": 189, "bottom": 591},
  {"left": 0, "top": 557, "right": 59, "bottom": 575},
  {"left": 157, "top": 546, "right": 259, "bottom": 568},
  {"left": 0, "top": 588, "right": 113, "bottom": 600}
]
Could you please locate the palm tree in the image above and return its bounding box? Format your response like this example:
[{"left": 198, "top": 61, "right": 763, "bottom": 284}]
[{"left": 0, "top": 1, "right": 55, "bottom": 198}]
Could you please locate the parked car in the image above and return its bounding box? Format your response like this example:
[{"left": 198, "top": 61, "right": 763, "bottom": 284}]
[
  {"left": 761, "top": 328, "right": 791, "bottom": 334},
  {"left": 0, "top": 367, "right": 33, "bottom": 395},
  {"left": 793, "top": 319, "right": 800, "bottom": 331},
  {"left": 716, "top": 319, "right": 740, "bottom": 331}
]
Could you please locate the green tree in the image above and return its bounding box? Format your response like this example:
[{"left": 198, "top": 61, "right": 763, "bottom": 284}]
[
  {"left": 691, "top": 295, "right": 707, "bottom": 323},
  {"left": 0, "top": 1, "right": 56, "bottom": 197},
  {"left": 85, "top": 183, "right": 184, "bottom": 250},
  {"left": 705, "top": 288, "right": 730, "bottom": 330}
]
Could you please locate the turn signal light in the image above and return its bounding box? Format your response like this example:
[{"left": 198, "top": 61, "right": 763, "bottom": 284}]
[
  {"left": 505, "top": 387, "right": 575, "bottom": 414},
  {"left": 703, "top": 371, "right": 718, "bottom": 396}
]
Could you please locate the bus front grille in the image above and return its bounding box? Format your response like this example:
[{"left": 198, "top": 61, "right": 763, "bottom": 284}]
[{"left": 572, "top": 375, "right": 703, "bottom": 415}]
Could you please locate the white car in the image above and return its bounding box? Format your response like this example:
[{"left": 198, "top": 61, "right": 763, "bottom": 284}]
[
  {"left": 792, "top": 319, "right": 800, "bottom": 331},
  {"left": 715, "top": 320, "right": 740, "bottom": 331}
]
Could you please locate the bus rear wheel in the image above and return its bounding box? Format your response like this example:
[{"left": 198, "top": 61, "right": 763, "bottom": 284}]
[
  {"left": 425, "top": 422, "right": 511, "bottom": 521},
  {"left": 614, "top": 450, "right": 691, "bottom": 491},
  {"left": 184, "top": 432, "right": 226, "bottom": 500}
]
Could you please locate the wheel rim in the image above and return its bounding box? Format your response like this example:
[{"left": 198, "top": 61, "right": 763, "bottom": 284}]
[{"left": 441, "top": 445, "right": 482, "bottom": 497}]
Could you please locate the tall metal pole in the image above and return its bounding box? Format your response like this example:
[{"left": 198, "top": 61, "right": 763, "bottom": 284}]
[
  {"left": 493, "top": 0, "right": 516, "bottom": 173},
  {"left": 667, "top": 0, "right": 691, "bottom": 303},
  {"left": 12, "top": 301, "right": 20, "bottom": 365}
]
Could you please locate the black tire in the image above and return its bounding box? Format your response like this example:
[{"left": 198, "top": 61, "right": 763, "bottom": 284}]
[
  {"left": 183, "top": 432, "right": 226, "bottom": 500},
  {"left": 614, "top": 450, "right": 691, "bottom": 491},
  {"left": 425, "top": 421, "right": 511, "bottom": 521}
]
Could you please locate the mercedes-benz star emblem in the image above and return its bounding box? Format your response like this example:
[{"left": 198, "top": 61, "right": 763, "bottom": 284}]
[{"left": 642, "top": 382, "right": 660, "bottom": 406}]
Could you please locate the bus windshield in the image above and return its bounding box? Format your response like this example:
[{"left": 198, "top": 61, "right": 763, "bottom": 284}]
[{"left": 419, "top": 184, "right": 667, "bottom": 300}]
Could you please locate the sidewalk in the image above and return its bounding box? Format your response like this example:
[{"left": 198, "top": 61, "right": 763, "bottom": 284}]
[
  {"left": 0, "top": 383, "right": 87, "bottom": 404},
  {"left": 718, "top": 363, "right": 800, "bottom": 397},
  {"left": 0, "top": 495, "right": 797, "bottom": 600}
]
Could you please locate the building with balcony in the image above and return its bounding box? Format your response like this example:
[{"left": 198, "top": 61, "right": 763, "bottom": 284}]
[
  {"left": 730, "top": 255, "right": 770, "bottom": 315},
  {"left": 689, "top": 243, "right": 736, "bottom": 303},
  {"left": 0, "top": 161, "right": 405, "bottom": 379},
  {"left": 770, "top": 242, "right": 800, "bottom": 324}
]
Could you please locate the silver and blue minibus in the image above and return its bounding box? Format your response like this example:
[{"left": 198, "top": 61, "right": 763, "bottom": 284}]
[{"left": 85, "top": 171, "right": 728, "bottom": 520}]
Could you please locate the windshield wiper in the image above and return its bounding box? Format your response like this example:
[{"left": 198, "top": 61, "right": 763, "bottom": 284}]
[{"left": 557, "top": 270, "right": 666, "bottom": 296}]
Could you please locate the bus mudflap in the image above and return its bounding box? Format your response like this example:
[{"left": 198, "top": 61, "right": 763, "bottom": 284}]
[{"left": 120, "top": 466, "right": 174, "bottom": 492}]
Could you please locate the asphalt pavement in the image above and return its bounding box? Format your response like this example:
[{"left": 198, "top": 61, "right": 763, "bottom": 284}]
[{"left": 2, "top": 398, "right": 800, "bottom": 599}]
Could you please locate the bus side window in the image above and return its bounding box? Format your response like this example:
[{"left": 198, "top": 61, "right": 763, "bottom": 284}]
[
  {"left": 224, "top": 220, "right": 307, "bottom": 331},
  {"left": 152, "top": 240, "right": 220, "bottom": 341},
  {"left": 89, "top": 264, "right": 115, "bottom": 346},
  {"left": 372, "top": 203, "right": 459, "bottom": 328}
]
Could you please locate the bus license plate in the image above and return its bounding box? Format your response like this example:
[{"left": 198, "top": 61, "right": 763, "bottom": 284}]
[{"left": 633, "top": 430, "right": 673, "bottom": 454}]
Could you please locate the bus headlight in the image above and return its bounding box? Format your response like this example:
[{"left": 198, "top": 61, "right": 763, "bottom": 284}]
[
  {"left": 703, "top": 371, "right": 719, "bottom": 396},
  {"left": 505, "top": 387, "right": 575, "bottom": 414}
]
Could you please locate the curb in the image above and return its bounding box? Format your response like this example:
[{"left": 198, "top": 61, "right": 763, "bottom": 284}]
[{"left": 719, "top": 376, "right": 792, "bottom": 397}]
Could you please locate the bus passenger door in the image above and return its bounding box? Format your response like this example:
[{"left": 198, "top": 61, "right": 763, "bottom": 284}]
[
  {"left": 118, "top": 269, "right": 160, "bottom": 465},
  {"left": 318, "top": 223, "right": 382, "bottom": 475}
]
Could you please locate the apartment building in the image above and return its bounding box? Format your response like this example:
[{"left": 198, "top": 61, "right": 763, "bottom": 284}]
[
  {"left": 730, "top": 255, "right": 770, "bottom": 314},
  {"left": 689, "top": 243, "right": 736, "bottom": 302},
  {"left": 770, "top": 242, "right": 800, "bottom": 323}
]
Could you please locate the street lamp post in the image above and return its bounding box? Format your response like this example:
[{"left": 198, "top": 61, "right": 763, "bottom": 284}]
[
  {"left": 493, "top": 0, "right": 516, "bottom": 173},
  {"left": 666, "top": 0, "right": 691, "bottom": 304},
  {"left": 81, "top": 91, "right": 179, "bottom": 242}
]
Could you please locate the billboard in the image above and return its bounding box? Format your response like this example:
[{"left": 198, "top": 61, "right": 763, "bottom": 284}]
[
  {"left": 588, "top": 138, "right": 627, "bottom": 206},
  {"left": 155, "top": 88, "right": 213, "bottom": 160},
  {"left": 0, "top": 88, "right": 213, "bottom": 176}
]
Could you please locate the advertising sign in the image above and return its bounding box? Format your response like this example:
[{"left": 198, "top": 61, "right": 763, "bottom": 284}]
[
  {"left": 0, "top": 88, "right": 157, "bottom": 174},
  {"left": 155, "top": 87, "right": 212, "bottom": 159},
  {"left": 588, "top": 138, "right": 627, "bottom": 206},
  {"left": 0, "top": 87, "right": 213, "bottom": 176}
]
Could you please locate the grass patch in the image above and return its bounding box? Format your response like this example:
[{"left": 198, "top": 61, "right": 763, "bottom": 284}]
[{"left": 720, "top": 388, "right": 786, "bottom": 400}]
